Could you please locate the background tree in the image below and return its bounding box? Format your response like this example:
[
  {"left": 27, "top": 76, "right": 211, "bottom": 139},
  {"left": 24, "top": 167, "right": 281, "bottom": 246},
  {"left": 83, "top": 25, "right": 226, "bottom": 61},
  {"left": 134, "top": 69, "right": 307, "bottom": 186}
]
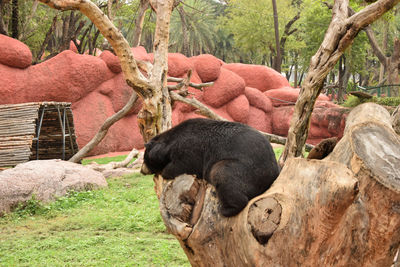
[
  {"left": 279, "top": 0, "right": 400, "bottom": 166},
  {"left": 169, "top": 0, "right": 218, "bottom": 56},
  {"left": 219, "top": 0, "right": 300, "bottom": 67}
]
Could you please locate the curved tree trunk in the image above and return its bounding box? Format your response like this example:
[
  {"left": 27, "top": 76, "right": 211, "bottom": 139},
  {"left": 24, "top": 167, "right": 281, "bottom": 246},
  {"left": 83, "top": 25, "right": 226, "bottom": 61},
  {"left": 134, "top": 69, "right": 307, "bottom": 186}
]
[
  {"left": 154, "top": 103, "right": 400, "bottom": 266},
  {"left": 38, "top": 0, "right": 174, "bottom": 144}
]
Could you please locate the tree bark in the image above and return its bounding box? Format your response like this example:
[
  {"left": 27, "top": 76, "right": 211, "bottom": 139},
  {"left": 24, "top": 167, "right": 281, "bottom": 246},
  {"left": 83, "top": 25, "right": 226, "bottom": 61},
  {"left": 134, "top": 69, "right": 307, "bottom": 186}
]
[
  {"left": 279, "top": 0, "right": 400, "bottom": 167},
  {"left": 392, "top": 104, "right": 400, "bottom": 135},
  {"left": 132, "top": 0, "right": 149, "bottom": 47},
  {"left": 35, "top": 14, "right": 58, "bottom": 63},
  {"left": 177, "top": 5, "right": 190, "bottom": 57},
  {"left": 11, "top": 0, "right": 18, "bottom": 38},
  {"left": 0, "top": 0, "right": 9, "bottom": 35},
  {"left": 154, "top": 103, "right": 400, "bottom": 266},
  {"left": 271, "top": 0, "right": 281, "bottom": 73}
]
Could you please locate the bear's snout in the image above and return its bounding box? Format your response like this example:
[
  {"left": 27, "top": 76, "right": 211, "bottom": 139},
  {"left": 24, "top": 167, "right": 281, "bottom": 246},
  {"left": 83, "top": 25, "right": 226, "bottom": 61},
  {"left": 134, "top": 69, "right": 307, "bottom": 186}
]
[{"left": 140, "top": 162, "right": 152, "bottom": 175}]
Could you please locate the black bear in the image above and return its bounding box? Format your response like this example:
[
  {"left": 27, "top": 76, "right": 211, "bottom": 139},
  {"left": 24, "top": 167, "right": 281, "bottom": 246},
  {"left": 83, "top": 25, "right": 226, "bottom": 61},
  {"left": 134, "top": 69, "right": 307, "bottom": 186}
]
[{"left": 141, "top": 118, "right": 280, "bottom": 217}]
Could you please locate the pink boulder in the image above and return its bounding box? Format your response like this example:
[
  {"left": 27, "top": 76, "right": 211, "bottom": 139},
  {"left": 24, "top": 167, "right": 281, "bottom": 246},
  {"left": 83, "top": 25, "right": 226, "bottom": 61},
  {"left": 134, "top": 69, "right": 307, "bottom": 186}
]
[
  {"left": 0, "top": 50, "right": 114, "bottom": 104},
  {"left": 247, "top": 107, "right": 272, "bottom": 133},
  {"left": 97, "top": 73, "right": 141, "bottom": 115},
  {"left": 315, "top": 100, "right": 340, "bottom": 109},
  {"left": 72, "top": 92, "right": 143, "bottom": 155},
  {"left": 100, "top": 50, "right": 122, "bottom": 73},
  {"left": 132, "top": 46, "right": 151, "bottom": 62},
  {"left": 0, "top": 34, "right": 32, "bottom": 69},
  {"left": 265, "top": 87, "right": 330, "bottom": 107},
  {"left": 203, "top": 68, "right": 245, "bottom": 108},
  {"left": 99, "top": 46, "right": 151, "bottom": 74},
  {"left": 223, "top": 63, "right": 289, "bottom": 92},
  {"left": 310, "top": 107, "right": 348, "bottom": 139},
  {"left": 167, "top": 53, "right": 194, "bottom": 78},
  {"left": 244, "top": 87, "right": 273, "bottom": 113},
  {"left": 271, "top": 106, "right": 294, "bottom": 136},
  {"left": 191, "top": 54, "right": 222, "bottom": 82},
  {"left": 226, "top": 95, "right": 250, "bottom": 124}
]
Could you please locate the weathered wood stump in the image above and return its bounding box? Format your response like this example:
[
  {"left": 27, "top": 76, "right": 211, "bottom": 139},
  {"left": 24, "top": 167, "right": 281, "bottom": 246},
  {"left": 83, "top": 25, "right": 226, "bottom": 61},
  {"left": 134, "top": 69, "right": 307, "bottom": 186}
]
[{"left": 154, "top": 103, "right": 400, "bottom": 267}]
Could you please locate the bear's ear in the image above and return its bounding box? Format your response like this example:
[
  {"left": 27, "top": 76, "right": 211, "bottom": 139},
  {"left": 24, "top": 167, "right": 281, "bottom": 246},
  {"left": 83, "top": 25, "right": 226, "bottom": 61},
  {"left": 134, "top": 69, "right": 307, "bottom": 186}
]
[{"left": 147, "top": 142, "right": 170, "bottom": 163}]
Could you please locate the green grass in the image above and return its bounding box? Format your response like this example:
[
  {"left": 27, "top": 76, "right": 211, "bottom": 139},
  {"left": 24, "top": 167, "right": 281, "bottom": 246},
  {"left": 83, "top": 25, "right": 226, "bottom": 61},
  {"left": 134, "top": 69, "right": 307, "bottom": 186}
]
[
  {"left": 0, "top": 170, "right": 189, "bottom": 266},
  {"left": 0, "top": 150, "right": 285, "bottom": 266},
  {"left": 81, "top": 155, "right": 134, "bottom": 165}
]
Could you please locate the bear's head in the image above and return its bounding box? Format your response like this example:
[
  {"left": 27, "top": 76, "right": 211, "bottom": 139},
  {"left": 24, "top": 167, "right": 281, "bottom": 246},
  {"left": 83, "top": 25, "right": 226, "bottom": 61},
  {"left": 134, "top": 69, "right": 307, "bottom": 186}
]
[{"left": 141, "top": 139, "right": 170, "bottom": 175}]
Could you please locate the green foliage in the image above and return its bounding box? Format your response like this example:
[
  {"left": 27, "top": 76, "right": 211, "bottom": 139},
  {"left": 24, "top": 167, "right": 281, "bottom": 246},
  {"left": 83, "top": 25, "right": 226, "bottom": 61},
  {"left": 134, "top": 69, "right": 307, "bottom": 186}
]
[
  {"left": 169, "top": 0, "right": 219, "bottom": 56},
  {"left": 342, "top": 95, "right": 364, "bottom": 107},
  {"left": 218, "top": 0, "right": 299, "bottom": 64},
  {"left": 373, "top": 96, "right": 400, "bottom": 107},
  {"left": 342, "top": 95, "right": 400, "bottom": 108},
  {"left": 296, "top": 0, "right": 331, "bottom": 70}
]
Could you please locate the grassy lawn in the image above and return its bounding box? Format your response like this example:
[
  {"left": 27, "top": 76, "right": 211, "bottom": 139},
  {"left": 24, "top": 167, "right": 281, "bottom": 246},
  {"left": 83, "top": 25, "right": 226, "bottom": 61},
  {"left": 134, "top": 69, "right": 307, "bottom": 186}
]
[
  {"left": 0, "top": 149, "right": 284, "bottom": 266},
  {"left": 0, "top": 156, "right": 189, "bottom": 267}
]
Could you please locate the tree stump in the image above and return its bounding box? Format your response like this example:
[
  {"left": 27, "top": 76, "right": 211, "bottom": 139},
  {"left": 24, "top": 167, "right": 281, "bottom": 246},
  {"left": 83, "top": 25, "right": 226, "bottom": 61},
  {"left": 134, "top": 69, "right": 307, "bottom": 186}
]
[{"left": 154, "top": 103, "right": 400, "bottom": 267}]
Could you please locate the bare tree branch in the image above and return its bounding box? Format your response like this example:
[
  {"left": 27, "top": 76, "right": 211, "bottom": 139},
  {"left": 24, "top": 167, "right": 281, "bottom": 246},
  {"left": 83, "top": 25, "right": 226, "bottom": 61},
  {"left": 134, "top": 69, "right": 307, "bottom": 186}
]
[{"left": 69, "top": 92, "right": 138, "bottom": 163}]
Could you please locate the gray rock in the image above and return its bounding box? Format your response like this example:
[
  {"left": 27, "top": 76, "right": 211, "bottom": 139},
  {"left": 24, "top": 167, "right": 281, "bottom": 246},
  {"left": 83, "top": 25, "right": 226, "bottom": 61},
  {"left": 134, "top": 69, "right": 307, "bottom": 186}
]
[{"left": 0, "top": 159, "right": 107, "bottom": 215}]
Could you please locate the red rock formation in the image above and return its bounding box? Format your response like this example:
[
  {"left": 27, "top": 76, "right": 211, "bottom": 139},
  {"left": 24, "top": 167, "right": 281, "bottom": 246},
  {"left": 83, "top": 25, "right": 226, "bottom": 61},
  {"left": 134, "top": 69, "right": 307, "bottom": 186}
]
[
  {"left": 191, "top": 54, "right": 222, "bottom": 82},
  {"left": 223, "top": 63, "right": 290, "bottom": 92},
  {"left": 244, "top": 87, "right": 273, "bottom": 113},
  {"left": 203, "top": 68, "right": 245, "bottom": 108},
  {"left": 100, "top": 50, "right": 122, "bottom": 73},
  {"left": 0, "top": 36, "right": 348, "bottom": 155},
  {"left": 0, "top": 34, "right": 32, "bottom": 69},
  {"left": 226, "top": 95, "right": 250, "bottom": 124},
  {"left": 167, "top": 53, "right": 194, "bottom": 77},
  {"left": 248, "top": 106, "right": 273, "bottom": 133}
]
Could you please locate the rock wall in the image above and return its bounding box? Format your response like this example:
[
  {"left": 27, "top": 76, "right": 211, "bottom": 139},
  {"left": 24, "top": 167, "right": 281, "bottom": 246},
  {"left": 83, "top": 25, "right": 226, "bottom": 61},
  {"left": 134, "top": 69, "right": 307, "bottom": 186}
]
[{"left": 0, "top": 34, "right": 348, "bottom": 156}]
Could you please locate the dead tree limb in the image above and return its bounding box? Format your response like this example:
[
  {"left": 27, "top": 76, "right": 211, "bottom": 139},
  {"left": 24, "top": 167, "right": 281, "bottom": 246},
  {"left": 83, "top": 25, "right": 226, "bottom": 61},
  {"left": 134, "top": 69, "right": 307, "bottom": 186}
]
[
  {"left": 154, "top": 102, "right": 400, "bottom": 266},
  {"left": 87, "top": 148, "right": 140, "bottom": 172},
  {"left": 68, "top": 93, "right": 138, "bottom": 163}
]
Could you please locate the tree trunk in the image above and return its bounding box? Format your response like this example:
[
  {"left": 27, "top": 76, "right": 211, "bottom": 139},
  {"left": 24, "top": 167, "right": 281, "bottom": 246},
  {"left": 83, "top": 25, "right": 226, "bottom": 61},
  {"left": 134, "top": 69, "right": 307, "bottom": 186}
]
[
  {"left": 279, "top": 0, "right": 400, "bottom": 167},
  {"left": 387, "top": 38, "right": 400, "bottom": 96},
  {"left": 294, "top": 54, "right": 298, "bottom": 88},
  {"left": 38, "top": 0, "right": 174, "bottom": 144},
  {"left": 132, "top": 0, "right": 149, "bottom": 47},
  {"left": 337, "top": 55, "right": 349, "bottom": 103},
  {"left": 154, "top": 103, "right": 400, "bottom": 266},
  {"left": 11, "top": 0, "right": 18, "bottom": 38},
  {"left": 0, "top": 0, "right": 8, "bottom": 35},
  {"left": 364, "top": 21, "right": 400, "bottom": 96},
  {"left": 137, "top": 0, "right": 174, "bottom": 142},
  {"left": 177, "top": 5, "right": 189, "bottom": 57},
  {"left": 271, "top": 0, "right": 281, "bottom": 73},
  {"left": 392, "top": 104, "right": 400, "bottom": 135},
  {"left": 379, "top": 20, "right": 389, "bottom": 84}
]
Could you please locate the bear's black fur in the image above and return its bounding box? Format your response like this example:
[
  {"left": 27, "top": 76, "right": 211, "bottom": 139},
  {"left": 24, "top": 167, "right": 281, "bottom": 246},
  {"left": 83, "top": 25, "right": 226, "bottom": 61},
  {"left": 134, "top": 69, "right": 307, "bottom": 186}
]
[{"left": 141, "top": 118, "right": 280, "bottom": 217}]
